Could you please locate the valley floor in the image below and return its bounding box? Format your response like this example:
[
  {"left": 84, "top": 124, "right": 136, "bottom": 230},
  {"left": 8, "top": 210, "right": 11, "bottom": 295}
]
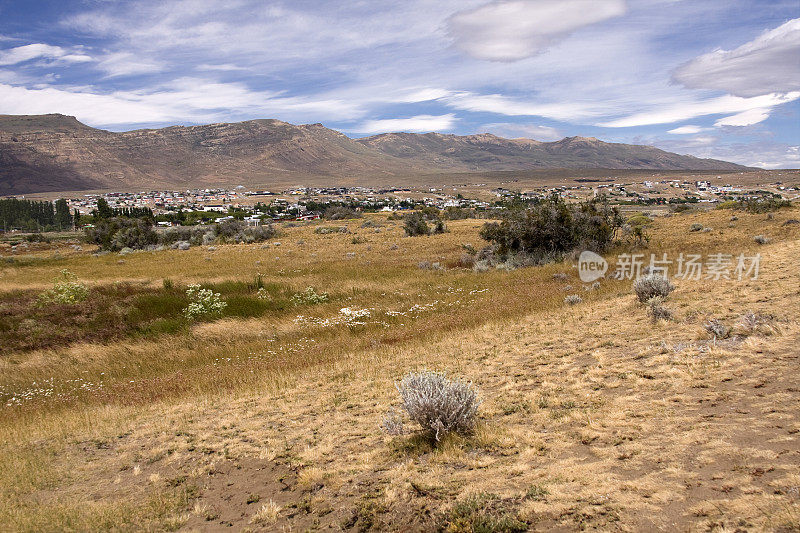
[{"left": 0, "top": 208, "right": 798, "bottom": 531}]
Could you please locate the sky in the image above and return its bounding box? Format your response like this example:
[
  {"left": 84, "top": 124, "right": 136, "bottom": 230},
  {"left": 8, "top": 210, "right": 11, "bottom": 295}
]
[{"left": 0, "top": 0, "right": 798, "bottom": 168}]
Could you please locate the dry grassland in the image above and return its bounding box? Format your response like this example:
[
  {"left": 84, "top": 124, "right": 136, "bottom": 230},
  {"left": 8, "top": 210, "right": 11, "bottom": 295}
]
[{"left": 0, "top": 206, "right": 798, "bottom": 531}]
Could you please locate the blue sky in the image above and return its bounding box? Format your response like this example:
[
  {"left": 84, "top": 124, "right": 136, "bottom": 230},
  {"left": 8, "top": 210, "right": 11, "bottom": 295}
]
[{"left": 0, "top": 0, "right": 798, "bottom": 167}]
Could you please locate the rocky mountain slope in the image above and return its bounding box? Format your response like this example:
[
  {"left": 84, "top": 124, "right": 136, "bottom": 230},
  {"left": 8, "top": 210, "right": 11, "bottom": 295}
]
[{"left": 0, "top": 114, "right": 746, "bottom": 194}]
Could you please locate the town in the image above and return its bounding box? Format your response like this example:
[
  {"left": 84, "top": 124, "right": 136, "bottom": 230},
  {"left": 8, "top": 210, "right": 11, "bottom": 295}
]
[{"left": 3, "top": 174, "right": 796, "bottom": 232}]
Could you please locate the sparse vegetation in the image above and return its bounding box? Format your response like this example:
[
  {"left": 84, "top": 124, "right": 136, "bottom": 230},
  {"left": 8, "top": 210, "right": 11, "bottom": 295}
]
[{"left": 1, "top": 204, "right": 799, "bottom": 531}]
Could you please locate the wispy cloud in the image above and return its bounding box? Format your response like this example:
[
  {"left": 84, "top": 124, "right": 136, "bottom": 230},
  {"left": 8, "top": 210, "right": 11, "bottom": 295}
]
[
  {"left": 598, "top": 92, "right": 800, "bottom": 128},
  {"left": 672, "top": 18, "right": 800, "bottom": 97},
  {"left": 447, "top": 0, "right": 627, "bottom": 62}
]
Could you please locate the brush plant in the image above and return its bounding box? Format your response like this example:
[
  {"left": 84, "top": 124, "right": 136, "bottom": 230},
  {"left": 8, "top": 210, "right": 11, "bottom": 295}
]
[{"left": 389, "top": 370, "right": 481, "bottom": 441}]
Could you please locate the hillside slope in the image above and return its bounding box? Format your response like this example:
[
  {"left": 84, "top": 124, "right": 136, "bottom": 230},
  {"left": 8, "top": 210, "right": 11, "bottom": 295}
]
[{"left": 0, "top": 114, "right": 746, "bottom": 194}]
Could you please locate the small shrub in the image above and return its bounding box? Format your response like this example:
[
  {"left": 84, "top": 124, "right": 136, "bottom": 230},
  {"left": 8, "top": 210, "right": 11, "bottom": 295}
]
[
  {"left": 37, "top": 269, "right": 89, "bottom": 305},
  {"left": 647, "top": 296, "right": 673, "bottom": 322},
  {"left": 564, "top": 294, "right": 582, "bottom": 305},
  {"left": 753, "top": 234, "right": 769, "bottom": 245},
  {"left": 250, "top": 500, "right": 281, "bottom": 525},
  {"left": 633, "top": 274, "right": 675, "bottom": 303},
  {"left": 183, "top": 284, "right": 227, "bottom": 319},
  {"left": 403, "top": 212, "right": 431, "bottom": 237},
  {"left": 443, "top": 493, "right": 528, "bottom": 532},
  {"left": 552, "top": 272, "right": 568, "bottom": 281},
  {"left": 737, "top": 311, "right": 776, "bottom": 336},
  {"left": 290, "top": 287, "right": 329, "bottom": 305},
  {"left": 389, "top": 370, "right": 481, "bottom": 441},
  {"left": 704, "top": 318, "right": 730, "bottom": 339},
  {"left": 380, "top": 408, "right": 405, "bottom": 436},
  {"left": 689, "top": 223, "right": 703, "bottom": 232},
  {"left": 457, "top": 253, "right": 476, "bottom": 268}
]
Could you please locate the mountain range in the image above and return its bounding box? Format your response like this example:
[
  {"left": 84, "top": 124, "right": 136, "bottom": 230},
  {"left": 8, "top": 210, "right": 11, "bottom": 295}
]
[{"left": 0, "top": 114, "right": 746, "bottom": 194}]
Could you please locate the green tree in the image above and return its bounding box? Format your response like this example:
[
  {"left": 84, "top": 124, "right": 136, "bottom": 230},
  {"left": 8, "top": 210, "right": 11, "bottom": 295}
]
[
  {"left": 95, "top": 198, "right": 114, "bottom": 219},
  {"left": 54, "top": 199, "right": 72, "bottom": 230}
]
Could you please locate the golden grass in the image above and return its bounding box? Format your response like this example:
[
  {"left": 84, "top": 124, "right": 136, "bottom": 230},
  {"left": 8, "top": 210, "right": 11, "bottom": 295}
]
[{"left": 0, "top": 207, "right": 798, "bottom": 530}]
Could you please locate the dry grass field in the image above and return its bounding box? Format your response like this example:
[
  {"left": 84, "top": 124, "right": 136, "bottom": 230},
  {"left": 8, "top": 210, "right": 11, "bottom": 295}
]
[{"left": 0, "top": 206, "right": 798, "bottom": 532}]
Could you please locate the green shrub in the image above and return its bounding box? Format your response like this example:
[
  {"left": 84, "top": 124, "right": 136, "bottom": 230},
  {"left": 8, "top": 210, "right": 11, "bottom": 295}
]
[
  {"left": 37, "top": 269, "right": 89, "bottom": 305},
  {"left": 479, "top": 195, "right": 622, "bottom": 263},
  {"left": 85, "top": 217, "right": 158, "bottom": 251},
  {"left": 403, "top": 212, "right": 430, "bottom": 236}
]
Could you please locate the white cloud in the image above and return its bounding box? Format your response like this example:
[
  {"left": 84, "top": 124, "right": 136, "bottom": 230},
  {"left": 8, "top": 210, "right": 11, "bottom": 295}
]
[
  {"left": 353, "top": 114, "right": 457, "bottom": 134},
  {"left": 0, "top": 80, "right": 363, "bottom": 128},
  {"left": 713, "top": 108, "right": 771, "bottom": 127},
  {"left": 667, "top": 125, "right": 709, "bottom": 134},
  {"left": 480, "top": 122, "right": 562, "bottom": 141},
  {"left": 447, "top": 0, "right": 627, "bottom": 62},
  {"left": 0, "top": 43, "right": 92, "bottom": 66},
  {"left": 598, "top": 92, "right": 800, "bottom": 127},
  {"left": 672, "top": 18, "right": 800, "bottom": 97}
]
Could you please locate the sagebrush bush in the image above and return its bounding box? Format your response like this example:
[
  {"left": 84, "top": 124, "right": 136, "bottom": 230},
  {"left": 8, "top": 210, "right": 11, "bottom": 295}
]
[
  {"left": 564, "top": 295, "right": 583, "bottom": 305},
  {"left": 183, "top": 284, "right": 227, "bottom": 319},
  {"left": 633, "top": 274, "right": 675, "bottom": 303},
  {"left": 37, "top": 269, "right": 89, "bottom": 305},
  {"left": 390, "top": 370, "right": 481, "bottom": 441},
  {"left": 753, "top": 234, "right": 769, "bottom": 245}
]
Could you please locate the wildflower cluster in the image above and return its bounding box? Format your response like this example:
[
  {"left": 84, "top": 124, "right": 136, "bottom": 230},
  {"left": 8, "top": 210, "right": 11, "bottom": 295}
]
[
  {"left": 183, "top": 284, "right": 227, "bottom": 319},
  {"left": 37, "top": 269, "right": 89, "bottom": 305},
  {"left": 290, "top": 287, "right": 329, "bottom": 306}
]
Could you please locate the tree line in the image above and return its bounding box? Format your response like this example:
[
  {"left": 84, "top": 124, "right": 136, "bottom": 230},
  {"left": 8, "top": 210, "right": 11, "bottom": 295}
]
[{"left": 0, "top": 198, "right": 73, "bottom": 232}]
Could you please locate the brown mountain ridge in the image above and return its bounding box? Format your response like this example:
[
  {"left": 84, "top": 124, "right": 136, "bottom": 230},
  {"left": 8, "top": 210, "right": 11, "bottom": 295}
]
[{"left": 0, "top": 114, "right": 746, "bottom": 194}]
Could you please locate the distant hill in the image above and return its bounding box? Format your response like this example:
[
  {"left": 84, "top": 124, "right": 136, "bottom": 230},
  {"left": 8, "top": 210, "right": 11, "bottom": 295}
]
[{"left": 0, "top": 114, "right": 747, "bottom": 194}]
